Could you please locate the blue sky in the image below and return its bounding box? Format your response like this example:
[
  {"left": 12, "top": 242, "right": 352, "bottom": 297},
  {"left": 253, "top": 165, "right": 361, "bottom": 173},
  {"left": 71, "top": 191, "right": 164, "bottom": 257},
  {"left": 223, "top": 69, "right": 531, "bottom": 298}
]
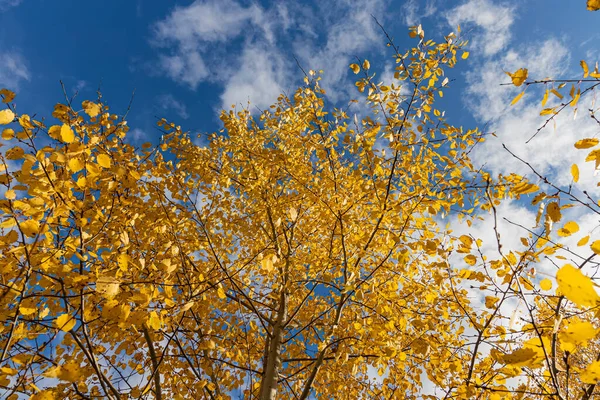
[
  {"left": 1, "top": 0, "right": 597, "bottom": 145},
  {"left": 1, "top": 0, "right": 599, "bottom": 259}
]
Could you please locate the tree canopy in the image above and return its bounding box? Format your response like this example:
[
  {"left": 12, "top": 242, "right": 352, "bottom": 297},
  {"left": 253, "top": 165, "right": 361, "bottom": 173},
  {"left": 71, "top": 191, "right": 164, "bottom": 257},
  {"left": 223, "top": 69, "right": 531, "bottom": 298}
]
[{"left": 1, "top": 8, "right": 600, "bottom": 400}]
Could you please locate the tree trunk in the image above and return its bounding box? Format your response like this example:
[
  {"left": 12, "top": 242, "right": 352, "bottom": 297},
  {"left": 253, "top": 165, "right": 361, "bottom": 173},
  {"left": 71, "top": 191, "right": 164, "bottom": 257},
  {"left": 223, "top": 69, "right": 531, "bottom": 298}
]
[{"left": 259, "top": 290, "right": 287, "bottom": 400}]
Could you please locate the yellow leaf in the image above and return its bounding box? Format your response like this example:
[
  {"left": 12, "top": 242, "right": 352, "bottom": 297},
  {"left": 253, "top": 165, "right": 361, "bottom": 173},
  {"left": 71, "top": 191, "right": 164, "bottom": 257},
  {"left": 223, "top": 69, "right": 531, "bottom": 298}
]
[
  {"left": 582, "top": 60, "right": 590, "bottom": 77},
  {"left": 461, "top": 51, "right": 469, "bottom": 59},
  {"left": 541, "top": 89, "right": 549, "bottom": 107},
  {"left": 117, "top": 253, "right": 129, "bottom": 272},
  {"left": 588, "top": 0, "right": 600, "bottom": 11},
  {"left": 506, "top": 68, "right": 528, "bottom": 87},
  {"left": 591, "top": 240, "right": 600, "bottom": 255},
  {"left": 261, "top": 256, "right": 274, "bottom": 272},
  {"left": 0, "top": 367, "right": 17, "bottom": 375},
  {"left": 76, "top": 176, "right": 87, "bottom": 189},
  {"left": 68, "top": 158, "right": 84, "bottom": 172},
  {"left": 540, "top": 107, "right": 556, "bottom": 116},
  {"left": 363, "top": 60, "right": 370, "bottom": 70},
  {"left": 31, "top": 390, "right": 56, "bottom": 400},
  {"left": 217, "top": 286, "right": 226, "bottom": 300},
  {"left": 546, "top": 202, "right": 561, "bottom": 223},
  {"left": 4, "top": 189, "right": 15, "bottom": 200},
  {"left": 20, "top": 219, "right": 40, "bottom": 237},
  {"left": 582, "top": 361, "right": 600, "bottom": 384},
  {"left": 557, "top": 221, "right": 579, "bottom": 237},
  {"left": 96, "top": 276, "right": 120, "bottom": 298},
  {"left": 1, "top": 128, "right": 14, "bottom": 140},
  {"left": 510, "top": 91, "right": 525, "bottom": 106},
  {"left": 540, "top": 279, "right": 552, "bottom": 291},
  {"left": 559, "top": 321, "right": 597, "bottom": 345},
  {"left": 55, "top": 313, "right": 76, "bottom": 332},
  {"left": 571, "top": 163, "right": 579, "bottom": 182},
  {"left": 464, "top": 254, "right": 477, "bottom": 266},
  {"left": 501, "top": 347, "right": 538, "bottom": 367},
  {"left": 19, "top": 306, "right": 37, "bottom": 316},
  {"left": 57, "top": 361, "right": 81, "bottom": 382},
  {"left": 485, "top": 296, "right": 499, "bottom": 309},
  {"left": 82, "top": 100, "right": 101, "bottom": 117},
  {"left": 60, "top": 124, "right": 74, "bottom": 143},
  {"left": 0, "top": 109, "right": 15, "bottom": 125},
  {"left": 42, "top": 365, "right": 60, "bottom": 379},
  {"left": 556, "top": 264, "right": 600, "bottom": 307},
  {"left": 147, "top": 311, "right": 162, "bottom": 330},
  {"left": 578, "top": 235, "right": 590, "bottom": 246},
  {"left": 0, "top": 89, "right": 15, "bottom": 103},
  {"left": 548, "top": 90, "right": 562, "bottom": 101},
  {"left": 459, "top": 235, "right": 473, "bottom": 247},
  {"left": 350, "top": 64, "right": 360, "bottom": 74},
  {"left": 574, "top": 138, "right": 599, "bottom": 149},
  {"left": 97, "top": 153, "right": 111, "bottom": 168}
]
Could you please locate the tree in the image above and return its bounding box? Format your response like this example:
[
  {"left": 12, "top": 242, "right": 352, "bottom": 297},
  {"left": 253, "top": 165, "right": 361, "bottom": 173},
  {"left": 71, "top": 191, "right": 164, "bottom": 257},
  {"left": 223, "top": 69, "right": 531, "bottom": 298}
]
[
  {"left": 458, "top": 52, "right": 600, "bottom": 400},
  {"left": 0, "top": 14, "right": 598, "bottom": 400}
]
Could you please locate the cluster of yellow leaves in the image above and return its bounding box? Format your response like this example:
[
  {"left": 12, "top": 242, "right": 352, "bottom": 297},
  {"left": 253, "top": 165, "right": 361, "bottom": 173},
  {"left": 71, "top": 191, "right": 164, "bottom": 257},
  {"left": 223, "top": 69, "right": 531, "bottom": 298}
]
[{"left": 0, "top": 25, "right": 514, "bottom": 399}]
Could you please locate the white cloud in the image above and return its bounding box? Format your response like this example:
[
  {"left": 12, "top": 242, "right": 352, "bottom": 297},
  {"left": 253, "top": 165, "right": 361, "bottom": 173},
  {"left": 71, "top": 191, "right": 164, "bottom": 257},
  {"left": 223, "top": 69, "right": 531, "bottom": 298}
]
[
  {"left": 0, "top": 0, "right": 22, "bottom": 11},
  {"left": 153, "top": 0, "right": 265, "bottom": 45},
  {"left": 446, "top": 0, "right": 515, "bottom": 56},
  {"left": 151, "top": 0, "right": 389, "bottom": 110},
  {"left": 463, "top": 38, "right": 569, "bottom": 122},
  {"left": 0, "top": 50, "right": 29, "bottom": 90},
  {"left": 401, "top": 0, "right": 437, "bottom": 26},
  {"left": 220, "top": 42, "right": 289, "bottom": 112},
  {"left": 293, "top": 0, "right": 386, "bottom": 102},
  {"left": 152, "top": 0, "right": 272, "bottom": 89},
  {"left": 157, "top": 93, "right": 189, "bottom": 120},
  {"left": 128, "top": 128, "right": 148, "bottom": 142},
  {"left": 158, "top": 52, "right": 209, "bottom": 89},
  {"left": 459, "top": 37, "right": 598, "bottom": 196}
]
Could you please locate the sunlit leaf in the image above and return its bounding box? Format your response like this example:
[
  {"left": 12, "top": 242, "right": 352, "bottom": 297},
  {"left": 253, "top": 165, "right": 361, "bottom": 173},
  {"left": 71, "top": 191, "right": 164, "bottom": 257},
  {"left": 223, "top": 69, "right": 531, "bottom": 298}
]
[
  {"left": 540, "top": 279, "right": 552, "bottom": 291},
  {"left": 581, "top": 60, "right": 590, "bottom": 77},
  {"left": 82, "top": 100, "right": 101, "bottom": 117},
  {"left": 97, "top": 153, "right": 111, "bottom": 168},
  {"left": 588, "top": 0, "right": 600, "bottom": 11},
  {"left": 557, "top": 221, "right": 579, "bottom": 237},
  {"left": 506, "top": 68, "right": 528, "bottom": 86},
  {"left": 0, "top": 89, "right": 15, "bottom": 103},
  {"left": 574, "top": 138, "right": 599, "bottom": 149},
  {"left": 571, "top": 163, "right": 579, "bottom": 182},
  {"left": 510, "top": 91, "right": 525, "bottom": 106},
  {"left": 556, "top": 264, "right": 600, "bottom": 307},
  {"left": 0, "top": 109, "right": 15, "bottom": 125},
  {"left": 55, "top": 314, "right": 76, "bottom": 332},
  {"left": 581, "top": 361, "right": 600, "bottom": 384},
  {"left": 60, "top": 124, "right": 74, "bottom": 143}
]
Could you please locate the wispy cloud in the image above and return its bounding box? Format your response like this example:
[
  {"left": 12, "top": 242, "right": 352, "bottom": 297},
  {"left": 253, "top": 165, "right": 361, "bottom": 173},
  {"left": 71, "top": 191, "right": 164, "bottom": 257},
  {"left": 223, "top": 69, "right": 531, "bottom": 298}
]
[
  {"left": 401, "top": 0, "right": 437, "bottom": 26},
  {"left": 151, "top": 0, "right": 388, "bottom": 110},
  {"left": 0, "top": 0, "right": 22, "bottom": 12},
  {"left": 292, "top": 0, "right": 386, "bottom": 102},
  {"left": 446, "top": 0, "right": 515, "bottom": 56},
  {"left": 220, "top": 42, "right": 290, "bottom": 112},
  {"left": 0, "top": 50, "right": 30, "bottom": 90},
  {"left": 157, "top": 93, "right": 189, "bottom": 120},
  {"left": 151, "top": 0, "right": 272, "bottom": 90}
]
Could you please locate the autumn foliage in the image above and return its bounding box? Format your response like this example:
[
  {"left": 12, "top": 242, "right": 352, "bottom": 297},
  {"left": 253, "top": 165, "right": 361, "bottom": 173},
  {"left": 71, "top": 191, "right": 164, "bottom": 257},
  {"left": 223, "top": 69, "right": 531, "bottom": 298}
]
[{"left": 1, "top": 14, "right": 600, "bottom": 400}]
